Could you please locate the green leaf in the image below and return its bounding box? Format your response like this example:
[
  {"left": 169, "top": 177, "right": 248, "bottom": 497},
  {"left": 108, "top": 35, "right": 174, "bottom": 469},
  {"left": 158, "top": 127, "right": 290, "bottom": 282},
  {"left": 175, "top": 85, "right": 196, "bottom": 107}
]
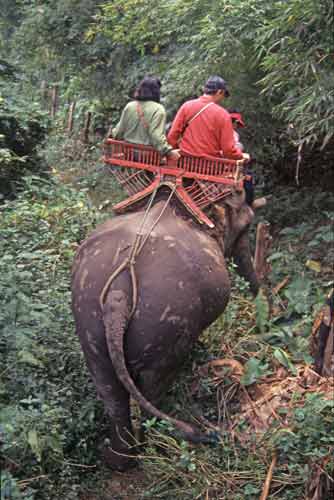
[
  {"left": 241, "top": 358, "right": 268, "bottom": 386},
  {"left": 305, "top": 260, "right": 321, "bottom": 273},
  {"left": 273, "top": 348, "right": 297, "bottom": 375},
  {"left": 255, "top": 288, "right": 270, "bottom": 334},
  {"left": 18, "top": 350, "right": 43, "bottom": 367},
  {"left": 27, "top": 429, "right": 42, "bottom": 461}
]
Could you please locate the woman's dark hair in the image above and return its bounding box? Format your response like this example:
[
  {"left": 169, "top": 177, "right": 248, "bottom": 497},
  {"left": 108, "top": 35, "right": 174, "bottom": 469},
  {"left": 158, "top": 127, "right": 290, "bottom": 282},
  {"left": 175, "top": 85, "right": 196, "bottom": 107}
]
[{"left": 134, "top": 77, "right": 161, "bottom": 103}]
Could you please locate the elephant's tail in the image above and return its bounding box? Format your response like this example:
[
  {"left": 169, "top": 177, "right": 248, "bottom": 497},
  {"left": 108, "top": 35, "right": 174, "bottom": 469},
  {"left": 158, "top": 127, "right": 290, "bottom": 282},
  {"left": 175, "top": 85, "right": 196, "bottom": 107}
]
[{"left": 103, "top": 289, "right": 207, "bottom": 443}]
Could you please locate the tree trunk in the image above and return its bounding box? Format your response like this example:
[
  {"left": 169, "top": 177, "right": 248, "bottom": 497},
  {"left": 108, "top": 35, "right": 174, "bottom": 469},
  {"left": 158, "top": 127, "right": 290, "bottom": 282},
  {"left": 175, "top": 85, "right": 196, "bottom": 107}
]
[
  {"left": 311, "top": 289, "right": 334, "bottom": 376},
  {"left": 40, "top": 80, "right": 48, "bottom": 108},
  {"left": 50, "top": 85, "right": 59, "bottom": 119},
  {"left": 82, "top": 111, "right": 92, "bottom": 143}
]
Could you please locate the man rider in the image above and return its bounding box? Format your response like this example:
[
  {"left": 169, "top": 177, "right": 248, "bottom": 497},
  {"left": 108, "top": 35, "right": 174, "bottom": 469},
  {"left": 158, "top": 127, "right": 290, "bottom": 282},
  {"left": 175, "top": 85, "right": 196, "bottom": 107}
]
[{"left": 167, "top": 75, "right": 250, "bottom": 162}]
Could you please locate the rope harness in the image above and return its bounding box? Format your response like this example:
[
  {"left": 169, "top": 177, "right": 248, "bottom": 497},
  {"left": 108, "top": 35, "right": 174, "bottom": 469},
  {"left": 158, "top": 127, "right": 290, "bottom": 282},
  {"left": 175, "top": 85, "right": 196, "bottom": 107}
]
[{"left": 99, "top": 184, "right": 176, "bottom": 318}]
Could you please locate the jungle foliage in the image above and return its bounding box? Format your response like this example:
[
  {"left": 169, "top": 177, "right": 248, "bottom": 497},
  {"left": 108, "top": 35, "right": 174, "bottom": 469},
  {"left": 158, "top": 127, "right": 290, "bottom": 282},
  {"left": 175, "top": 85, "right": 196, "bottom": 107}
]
[
  {"left": 0, "top": 59, "right": 49, "bottom": 197},
  {"left": 1, "top": 1, "right": 334, "bottom": 499},
  {"left": 1, "top": 135, "right": 333, "bottom": 500},
  {"left": 0, "top": 175, "right": 104, "bottom": 499},
  {"left": 0, "top": 165, "right": 334, "bottom": 500},
  {"left": 2, "top": 0, "right": 334, "bottom": 185}
]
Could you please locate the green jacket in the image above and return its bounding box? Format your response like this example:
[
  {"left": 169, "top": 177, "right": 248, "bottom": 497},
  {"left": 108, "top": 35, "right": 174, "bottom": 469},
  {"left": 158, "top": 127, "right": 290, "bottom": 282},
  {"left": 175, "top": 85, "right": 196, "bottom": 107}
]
[{"left": 112, "top": 100, "right": 172, "bottom": 155}]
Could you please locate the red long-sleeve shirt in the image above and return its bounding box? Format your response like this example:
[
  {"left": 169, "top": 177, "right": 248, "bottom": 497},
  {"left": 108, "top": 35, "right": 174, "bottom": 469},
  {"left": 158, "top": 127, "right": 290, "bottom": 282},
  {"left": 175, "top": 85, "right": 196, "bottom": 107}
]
[{"left": 168, "top": 96, "right": 243, "bottom": 159}]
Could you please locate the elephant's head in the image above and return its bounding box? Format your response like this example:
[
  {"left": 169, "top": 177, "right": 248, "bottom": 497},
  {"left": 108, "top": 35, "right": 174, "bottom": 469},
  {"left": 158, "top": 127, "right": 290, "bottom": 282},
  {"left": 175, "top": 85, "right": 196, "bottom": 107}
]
[{"left": 209, "top": 188, "right": 263, "bottom": 295}]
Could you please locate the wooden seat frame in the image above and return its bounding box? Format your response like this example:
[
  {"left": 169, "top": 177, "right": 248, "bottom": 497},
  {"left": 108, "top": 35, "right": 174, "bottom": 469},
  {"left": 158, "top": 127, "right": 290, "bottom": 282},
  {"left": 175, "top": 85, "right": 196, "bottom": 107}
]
[{"left": 103, "top": 139, "right": 245, "bottom": 228}]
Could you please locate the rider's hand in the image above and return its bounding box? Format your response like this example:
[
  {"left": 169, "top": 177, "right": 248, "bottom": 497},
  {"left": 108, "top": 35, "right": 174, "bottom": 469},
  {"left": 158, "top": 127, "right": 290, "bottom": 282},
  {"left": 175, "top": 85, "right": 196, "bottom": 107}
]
[
  {"left": 242, "top": 152, "right": 251, "bottom": 163},
  {"left": 168, "top": 149, "right": 181, "bottom": 160}
]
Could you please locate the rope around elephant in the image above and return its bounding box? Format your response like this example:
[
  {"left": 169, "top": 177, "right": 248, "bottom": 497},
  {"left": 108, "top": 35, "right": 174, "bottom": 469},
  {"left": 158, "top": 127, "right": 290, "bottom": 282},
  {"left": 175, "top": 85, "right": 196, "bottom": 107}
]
[{"left": 99, "top": 184, "right": 177, "bottom": 317}]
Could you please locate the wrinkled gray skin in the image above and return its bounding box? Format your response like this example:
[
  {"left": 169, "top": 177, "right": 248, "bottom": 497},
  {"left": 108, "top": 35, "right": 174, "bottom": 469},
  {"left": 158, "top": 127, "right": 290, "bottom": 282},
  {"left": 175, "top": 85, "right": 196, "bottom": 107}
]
[{"left": 71, "top": 189, "right": 259, "bottom": 470}]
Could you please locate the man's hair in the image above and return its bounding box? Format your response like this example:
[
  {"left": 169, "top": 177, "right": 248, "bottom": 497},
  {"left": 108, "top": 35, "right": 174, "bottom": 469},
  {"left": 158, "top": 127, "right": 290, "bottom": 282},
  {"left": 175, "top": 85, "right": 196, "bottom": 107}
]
[
  {"left": 134, "top": 77, "right": 161, "bottom": 103},
  {"left": 203, "top": 75, "right": 230, "bottom": 97}
]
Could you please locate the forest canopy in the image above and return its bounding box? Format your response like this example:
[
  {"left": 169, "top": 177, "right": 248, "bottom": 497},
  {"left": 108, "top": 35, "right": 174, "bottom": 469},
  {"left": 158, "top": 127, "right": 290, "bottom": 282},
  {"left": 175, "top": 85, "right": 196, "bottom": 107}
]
[{"left": 2, "top": 0, "right": 333, "bottom": 175}]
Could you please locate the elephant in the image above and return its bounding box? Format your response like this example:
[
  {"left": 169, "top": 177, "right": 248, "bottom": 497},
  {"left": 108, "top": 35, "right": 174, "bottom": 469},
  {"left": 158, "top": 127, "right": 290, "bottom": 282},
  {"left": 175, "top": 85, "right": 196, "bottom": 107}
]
[{"left": 71, "top": 187, "right": 262, "bottom": 470}]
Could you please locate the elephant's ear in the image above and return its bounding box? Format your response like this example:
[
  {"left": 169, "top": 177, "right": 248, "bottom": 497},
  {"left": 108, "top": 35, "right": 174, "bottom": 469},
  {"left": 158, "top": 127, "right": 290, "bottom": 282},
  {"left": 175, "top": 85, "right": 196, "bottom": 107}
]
[{"left": 223, "top": 188, "right": 255, "bottom": 232}]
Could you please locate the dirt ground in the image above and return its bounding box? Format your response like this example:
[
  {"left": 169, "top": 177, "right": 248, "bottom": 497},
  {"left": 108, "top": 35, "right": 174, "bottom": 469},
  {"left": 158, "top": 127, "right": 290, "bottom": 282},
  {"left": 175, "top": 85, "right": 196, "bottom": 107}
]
[{"left": 81, "top": 468, "right": 152, "bottom": 500}]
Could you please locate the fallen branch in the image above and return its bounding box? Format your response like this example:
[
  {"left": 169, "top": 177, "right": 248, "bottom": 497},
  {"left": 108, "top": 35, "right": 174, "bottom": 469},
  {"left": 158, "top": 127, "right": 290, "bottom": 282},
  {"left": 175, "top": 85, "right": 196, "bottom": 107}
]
[
  {"left": 260, "top": 453, "right": 277, "bottom": 500},
  {"left": 272, "top": 276, "right": 290, "bottom": 295},
  {"left": 241, "top": 386, "right": 267, "bottom": 428},
  {"left": 63, "top": 461, "right": 97, "bottom": 469},
  {"left": 18, "top": 475, "right": 49, "bottom": 487}
]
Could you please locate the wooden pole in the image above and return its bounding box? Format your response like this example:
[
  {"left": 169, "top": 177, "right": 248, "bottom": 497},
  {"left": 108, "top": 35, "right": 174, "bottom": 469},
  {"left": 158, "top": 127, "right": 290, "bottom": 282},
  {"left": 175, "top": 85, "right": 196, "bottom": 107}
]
[
  {"left": 67, "top": 102, "right": 76, "bottom": 135},
  {"left": 50, "top": 85, "right": 59, "bottom": 119},
  {"left": 254, "top": 222, "right": 272, "bottom": 281},
  {"left": 82, "top": 111, "right": 92, "bottom": 143}
]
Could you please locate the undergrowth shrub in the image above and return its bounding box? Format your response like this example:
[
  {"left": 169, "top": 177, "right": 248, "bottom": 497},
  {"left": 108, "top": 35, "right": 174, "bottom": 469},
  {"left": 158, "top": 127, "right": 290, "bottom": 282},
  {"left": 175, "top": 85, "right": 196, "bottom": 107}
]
[
  {"left": 0, "top": 176, "right": 105, "bottom": 499},
  {"left": 1, "top": 145, "right": 332, "bottom": 499},
  {"left": 0, "top": 62, "right": 49, "bottom": 198},
  {"left": 40, "top": 131, "right": 124, "bottom": 210},
  {"left": 139, "top": 389, "right": 333, "bottom": 499}
]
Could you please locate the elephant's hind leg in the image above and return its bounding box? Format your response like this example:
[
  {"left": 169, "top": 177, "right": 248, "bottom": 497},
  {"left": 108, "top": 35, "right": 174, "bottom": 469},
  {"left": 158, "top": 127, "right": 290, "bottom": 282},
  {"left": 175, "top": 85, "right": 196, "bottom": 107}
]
[
  {"left": 97, "top": 369, "right": 137, "bottom": 470},
  {"left": 81, "top": 335, "right": 137, "bottom": 470}
]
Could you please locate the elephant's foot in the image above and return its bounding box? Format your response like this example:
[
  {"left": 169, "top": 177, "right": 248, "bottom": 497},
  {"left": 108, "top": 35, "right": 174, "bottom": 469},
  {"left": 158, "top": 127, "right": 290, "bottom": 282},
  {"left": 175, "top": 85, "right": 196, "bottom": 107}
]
[
  {"left": 101, "top": 444, "right": 138, "bottom": 471},
  {"left": 100, "top": 421, "right": 139, "bottom": 471}
]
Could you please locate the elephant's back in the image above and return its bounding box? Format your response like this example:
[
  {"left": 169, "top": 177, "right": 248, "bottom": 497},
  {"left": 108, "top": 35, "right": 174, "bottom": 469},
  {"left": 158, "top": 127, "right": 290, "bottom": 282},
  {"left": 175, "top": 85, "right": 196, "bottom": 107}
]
[
  {"left": 71, "top": 202, "right": 227, "bottom": 327},
  {"left": 72, "top": 202, "right": 213, "bottom": 275},
  {"left": 71, "top": 203, "right": 230, "bottom": 375}
]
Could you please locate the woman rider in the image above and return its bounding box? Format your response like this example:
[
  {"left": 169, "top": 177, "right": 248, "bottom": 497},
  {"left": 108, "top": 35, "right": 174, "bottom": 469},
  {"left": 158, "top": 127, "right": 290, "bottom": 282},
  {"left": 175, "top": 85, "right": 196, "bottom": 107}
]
[{"left": 111, "top": 77, "right": 180, "bottom": 161}]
